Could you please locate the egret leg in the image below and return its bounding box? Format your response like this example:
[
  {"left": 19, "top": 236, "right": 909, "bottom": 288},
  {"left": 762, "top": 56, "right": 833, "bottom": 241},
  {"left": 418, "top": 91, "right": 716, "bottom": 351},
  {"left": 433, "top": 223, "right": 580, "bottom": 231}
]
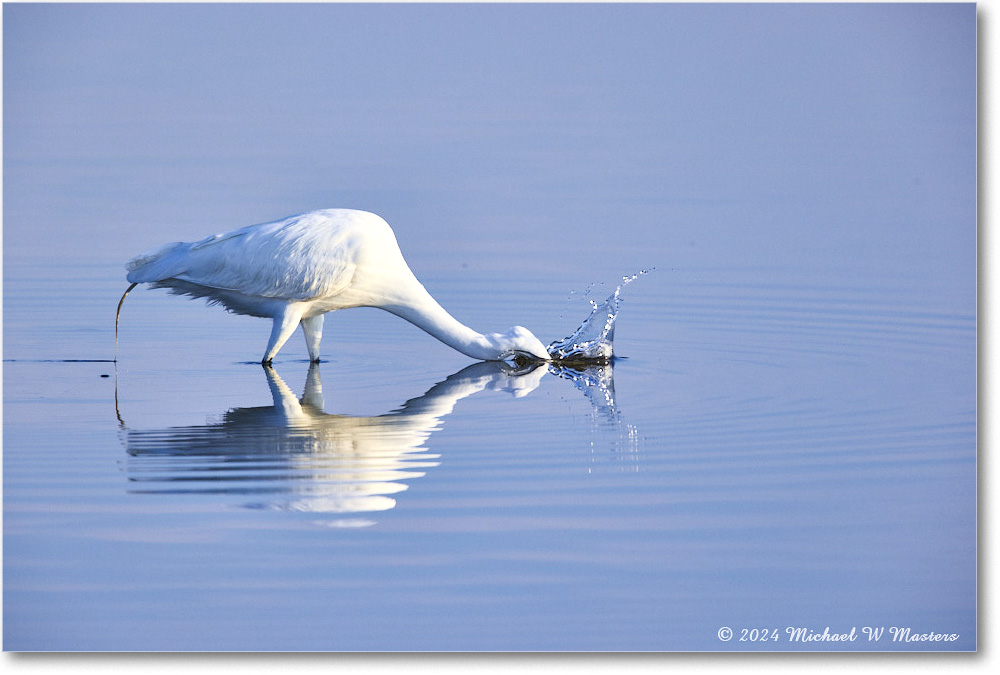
[
  {"left": 115, "top": 282, "right": 138, "bottom": 362},
  {"left": 263, "top": 304, "right": 306, "bottom": 364},
  {"left": 300, "top": 314, "right": 324, "bottom": 362}
]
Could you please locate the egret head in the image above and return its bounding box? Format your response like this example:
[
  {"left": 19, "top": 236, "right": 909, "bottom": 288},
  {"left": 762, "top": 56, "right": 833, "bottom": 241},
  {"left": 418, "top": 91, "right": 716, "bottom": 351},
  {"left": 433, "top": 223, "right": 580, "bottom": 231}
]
[{"left": 488, "top": 326, "right": 551, "bottom": 363}]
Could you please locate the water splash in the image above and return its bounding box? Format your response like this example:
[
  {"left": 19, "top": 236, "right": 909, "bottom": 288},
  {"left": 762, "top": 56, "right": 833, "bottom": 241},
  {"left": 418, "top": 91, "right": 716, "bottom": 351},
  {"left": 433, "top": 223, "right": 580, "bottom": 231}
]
[{"left": 546, "top": 269, "right": 653, "bottom": 363}]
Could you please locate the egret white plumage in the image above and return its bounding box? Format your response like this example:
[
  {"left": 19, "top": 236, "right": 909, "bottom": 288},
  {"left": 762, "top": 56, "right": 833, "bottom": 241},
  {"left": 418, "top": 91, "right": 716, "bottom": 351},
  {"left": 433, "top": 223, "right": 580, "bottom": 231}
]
[{"left": 118, "top": 209, "right": 551, "bottom": 365}]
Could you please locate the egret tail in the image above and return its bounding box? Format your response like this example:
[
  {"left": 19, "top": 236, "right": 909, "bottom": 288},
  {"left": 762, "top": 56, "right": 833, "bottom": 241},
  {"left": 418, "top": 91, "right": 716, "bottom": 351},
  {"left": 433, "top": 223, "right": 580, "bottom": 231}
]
[{"left": 116, "top": 282, "right": 138, "bottom": 362}]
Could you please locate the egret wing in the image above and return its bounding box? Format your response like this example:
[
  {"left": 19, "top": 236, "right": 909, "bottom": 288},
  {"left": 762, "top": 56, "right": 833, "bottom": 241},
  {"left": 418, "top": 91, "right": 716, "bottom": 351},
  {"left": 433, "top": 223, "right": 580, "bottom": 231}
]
[{"left": 128, "top": 211, "right": 364, "bottom": 301}]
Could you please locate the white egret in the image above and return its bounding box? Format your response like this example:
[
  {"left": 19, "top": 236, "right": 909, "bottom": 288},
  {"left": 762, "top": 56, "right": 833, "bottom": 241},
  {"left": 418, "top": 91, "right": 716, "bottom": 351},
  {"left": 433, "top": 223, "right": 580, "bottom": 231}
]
[{"left": 118, "top": 209, "right": 551, "bottom": 365}]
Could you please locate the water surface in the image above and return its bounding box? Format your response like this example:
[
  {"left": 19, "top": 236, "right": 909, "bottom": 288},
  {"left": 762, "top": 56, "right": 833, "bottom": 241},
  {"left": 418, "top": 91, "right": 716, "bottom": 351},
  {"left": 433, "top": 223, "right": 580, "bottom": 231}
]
[{"left": 3, "top": 3, "right": 976, "bottom": 651}]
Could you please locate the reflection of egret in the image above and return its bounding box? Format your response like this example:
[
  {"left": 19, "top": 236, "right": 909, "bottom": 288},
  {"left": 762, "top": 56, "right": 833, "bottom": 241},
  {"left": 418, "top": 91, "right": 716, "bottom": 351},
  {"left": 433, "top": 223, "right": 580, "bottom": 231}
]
[
  {"left": 118, "top": 209, "right": 550, "bottom": 364},
  {"left": 118, "top": 362, "right": 547, "bottom": 523}
]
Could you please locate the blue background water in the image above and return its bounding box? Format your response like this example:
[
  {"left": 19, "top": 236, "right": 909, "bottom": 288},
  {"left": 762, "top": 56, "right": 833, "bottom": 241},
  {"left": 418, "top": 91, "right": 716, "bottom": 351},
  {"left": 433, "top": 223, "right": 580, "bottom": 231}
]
[{"left": 3, "top": 3, "right": 976, "bottom": 651}]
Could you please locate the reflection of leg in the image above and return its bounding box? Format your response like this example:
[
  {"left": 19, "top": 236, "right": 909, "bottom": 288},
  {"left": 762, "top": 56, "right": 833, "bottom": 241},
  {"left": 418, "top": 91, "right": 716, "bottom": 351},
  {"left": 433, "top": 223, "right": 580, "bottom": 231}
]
[
  {"left": 263, "top": 304, "right": 306, "bottom": 364},
  {"left": 301, "top": 314, "right": 324, "bottom": 362},
  {"left": 260, "top": 362, "right": 304, "bottom": 419},
  {"left": 302, "top": 362, "right": 325, "bottom": 410}
]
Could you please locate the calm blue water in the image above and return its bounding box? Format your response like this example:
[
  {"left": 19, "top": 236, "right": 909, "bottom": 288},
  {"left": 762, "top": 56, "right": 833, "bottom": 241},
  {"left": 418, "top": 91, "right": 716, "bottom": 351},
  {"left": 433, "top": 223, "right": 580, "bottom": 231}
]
[{"left": 3, "top": 3, "right": 976, "bottom": 651}]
